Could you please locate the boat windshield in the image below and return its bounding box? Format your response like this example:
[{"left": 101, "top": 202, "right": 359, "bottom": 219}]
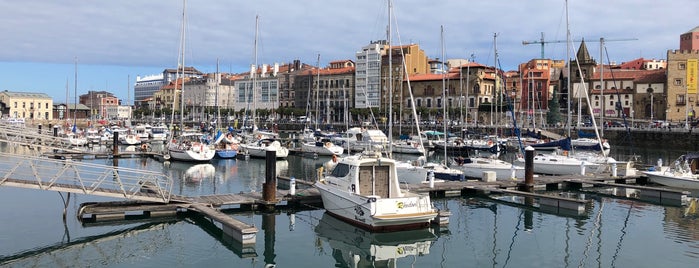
[{"left": 331, "top": 163, "right": 351, "bottom": 177}]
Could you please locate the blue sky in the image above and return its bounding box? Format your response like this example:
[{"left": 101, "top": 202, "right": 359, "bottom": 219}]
[{"left": 1, "top": 0, "right": 696, "bottom": 104}]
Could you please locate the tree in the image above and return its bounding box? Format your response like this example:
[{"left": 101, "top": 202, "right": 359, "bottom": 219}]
[{"left": 546, "top": 90, "right": 563, "bottom": 126}]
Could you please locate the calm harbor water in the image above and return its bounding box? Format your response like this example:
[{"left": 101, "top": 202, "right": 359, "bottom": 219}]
[{"left": 1, "top": 143, "right": 698, "bottom": 267}]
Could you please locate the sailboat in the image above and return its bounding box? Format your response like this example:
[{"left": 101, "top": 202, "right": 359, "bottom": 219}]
[
  {"left": 211, "top": 60, "right": 239, "bottom": 159},
  {"left": 450, "top": 34, "right": 524, "bottom": 180},
  {"left": 165, "top": 0, "right": 215, "bottom": 162},
  {"left": 514, "top": 0, "right": 614, "bottom": 175},
  {"left": 66, "top": 59, "right": 88, "bottom": 147},
  {"left": 387, "top": 19, "right": 462, "bottom": 183},
  {"left": 298, "top": 55, "right": 344, "bottom": 156},
  {"left": 236, "top": 15, "right": 289, "bottom": 159}
]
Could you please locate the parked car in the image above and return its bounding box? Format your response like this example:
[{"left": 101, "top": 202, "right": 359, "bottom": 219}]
[{"left": 650, "top": 120, "right": 669, "bottom": 128}]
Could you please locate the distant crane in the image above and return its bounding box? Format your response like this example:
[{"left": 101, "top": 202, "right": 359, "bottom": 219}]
[{"left": 522, "top": 32, "right": 637, "bottom": 59}]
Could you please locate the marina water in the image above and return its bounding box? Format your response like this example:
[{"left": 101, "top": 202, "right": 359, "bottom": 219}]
[{"left": 1, "top": 143, "right": 698, "bottom": 267}]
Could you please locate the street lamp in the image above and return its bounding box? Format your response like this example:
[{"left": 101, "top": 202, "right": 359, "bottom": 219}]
[{"left": 647, "top": 86, "right": 654, "bottom": 123}]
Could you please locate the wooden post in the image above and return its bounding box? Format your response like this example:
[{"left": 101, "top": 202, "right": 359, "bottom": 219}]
[
  {"left": 521, "top": 146, "right": 535, "bottom": 192},
  {"left": 262, "top": 147, "right": 277, "bottom": 202},
  {"left": 112, "top": 131, "right": 119, "bottom": 157}
]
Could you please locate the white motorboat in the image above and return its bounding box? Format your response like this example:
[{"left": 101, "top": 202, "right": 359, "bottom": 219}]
[
  {"left": 314, "top": 151, "right": 438, "bottom": 231},
  {"left": 120, "top": 131, "right": 141, "bottom": 145},
  {"left": 300, "top": 138, "right": 344, "bottom": 156},
  {"left": 453, "top": 156, "right": 525, "bottom": 180},
  {"left": 395, "top": 158, "right": 463, "bottom": 184},
  {"left": 85, "top": 128, "right": 101, "bottom": 144},
  {"left": 391, "top": 139, "right": 425, "bottom": 155},
  {"left": 167, "top": 132, "right": 215, "bottom": 162},
  {"left": 331, "top": 127, "right": 389, "bottom": 153},
  {"left": 133, "top": 124, "right": 150, "bottom": 143},
  {"left": 642, "top": 153, "right": 699, "bottom": 190},
  {"left": 238, "top": 138, "right": 289, "bottom": 159},
  {"left": 66, "top": 132, "right": 88, "bottom": 146},
  {"left": 150, "top": 125, "right": 168, "bottom": 143}
]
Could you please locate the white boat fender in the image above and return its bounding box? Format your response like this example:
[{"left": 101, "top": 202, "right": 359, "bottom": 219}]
[{"left": 289, "top": 177, "right": 296, "bottom": 195}]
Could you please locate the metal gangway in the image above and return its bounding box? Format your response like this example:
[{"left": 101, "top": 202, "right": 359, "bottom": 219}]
[
  {"left": 0, "top": 152, "right": 173, "bottom": 203},
  {"left": 0, "top": 122, "right": 82, "bottom": 153}
]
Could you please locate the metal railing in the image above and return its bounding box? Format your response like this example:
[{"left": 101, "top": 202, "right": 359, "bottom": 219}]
[{"left": 0, "top": 152, "right": 173, "bottom": 203}]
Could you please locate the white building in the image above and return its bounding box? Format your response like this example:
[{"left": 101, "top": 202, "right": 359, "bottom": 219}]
[
  {"left": 235, "top": 64, "right": 280, "bottom": 111},
  {"left": 104, "top": 105, "right": 132, "bottom": 120},
  {"left": 134, "top": 67, "right": 203, "bottom": 107},
  {"left": 355, "top": 40, "right": 387, "bottom": 108}
]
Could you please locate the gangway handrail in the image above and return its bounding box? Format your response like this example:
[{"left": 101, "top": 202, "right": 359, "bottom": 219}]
[{"left": 0, "top": 152, "right": 173, "bottom": 203}]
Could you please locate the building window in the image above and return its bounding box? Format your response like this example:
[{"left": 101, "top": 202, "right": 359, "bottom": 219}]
[
  {"left": 675, "top": 79, "right": 683, "bottom": 86},
  {"left": 679, "top": 62, "right": 686, "bottom": 70},
  {"left": 677, "top": 94, "right": 686, "bottom": 105}
]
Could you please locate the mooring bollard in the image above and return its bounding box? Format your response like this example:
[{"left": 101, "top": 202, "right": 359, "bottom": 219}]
[
  {"left": 611, "top": 159, "right": 618, "bottom": 177},
  {"left": 580, "top": 161, "right": 586, "bottom": 175}
]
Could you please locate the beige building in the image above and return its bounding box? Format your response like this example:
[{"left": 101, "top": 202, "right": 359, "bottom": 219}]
[
  {"left": 666, "top": 49, "right": 699, "bottom": 123},
  {"left": 151, "top": 78, "right": 184, "bottom": 112},
  {"left": 0, "top": 91, "right": 53, "bottom": 120},
  {"left": 381, "top": 43, "right": 429, "bottom": 109}
]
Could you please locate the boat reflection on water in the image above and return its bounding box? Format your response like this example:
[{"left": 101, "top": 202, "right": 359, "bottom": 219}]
[
  {"left": 314, "top": 213, "right": 437, "bottom": 267},
  {"left": 185, "top": 164, "right": 216, "bottom": 183},
  {"left": 166, "top": 161, "right": 216, "bottom": 185}
]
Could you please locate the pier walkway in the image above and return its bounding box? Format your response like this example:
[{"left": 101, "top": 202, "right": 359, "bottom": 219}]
[{"left": 0, "top": 152, "right": 173, "bottom": 203}]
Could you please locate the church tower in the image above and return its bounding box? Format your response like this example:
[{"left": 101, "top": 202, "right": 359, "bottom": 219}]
[{"left": 569, "top": 39, "right": 596, "bottom": 84}]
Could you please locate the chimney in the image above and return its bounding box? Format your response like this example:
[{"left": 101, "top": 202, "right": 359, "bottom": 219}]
[
  {"left": 273, "top": 63, "right": 279, "bottom": 76},
  {"left": 261, "top": 64, "right": 269, "bottom": 77}
]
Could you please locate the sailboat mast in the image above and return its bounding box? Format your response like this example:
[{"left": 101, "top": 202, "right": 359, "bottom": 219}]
[
  {"left": 491, "top": 33, "right": 496, "bottom": 126},
  {"left": 387, "top": 0, "right": 393, "bottom": 155},
  {"left": 441, "top": 25, "right": 447, "bottom": 163},
  {"left": 315, "top": 53, "right": 320, "bottom": 130},
  {"left": 599, "top": 38, "right": 605, "bottom": 138},
  {"left": 565, "top": 0, "right": 572, "bottom": 137},
  {"left": 216, "top": 58, "right": 220, "bottom": 129},
  {"left": 74, "top": 57, "right": 77, "bottom": 126},
  {"left": 252, "top": 14, "right": 259, "bottom": 130},
  {"left": 178, "top": 0, "right": 187, "bottom": 132}
]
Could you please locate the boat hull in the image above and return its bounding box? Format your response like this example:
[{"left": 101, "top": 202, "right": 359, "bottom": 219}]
[
  {"left": 315, "top": 182, "right": 436, "bottom": 232},
  {"left": 300, "top": 142, "right": 344, "bottom": 156},
  {"left": 642, "top": 171, "right": 699, "bottom": 190},
  {"left": 168, "top": 143, "right": 216, "bottom": 162},
  {"left": 215, "top": 149, "right": 238, "bottom": 159},
  {"left": 455, "top": 159, "right": 525, "bottom": 180}
]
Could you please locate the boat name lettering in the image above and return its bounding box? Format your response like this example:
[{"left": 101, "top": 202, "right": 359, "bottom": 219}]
[{"left": 398, "top": 201, "right": 418, "bottom": 208}]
